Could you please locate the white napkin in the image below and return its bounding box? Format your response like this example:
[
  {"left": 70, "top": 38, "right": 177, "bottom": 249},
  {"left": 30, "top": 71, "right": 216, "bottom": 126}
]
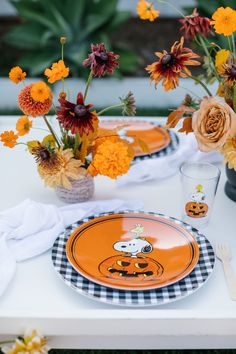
[
  {"left": 0, "top": 198, "right": 143, "bottom": 296},
  {"left": 117, "top": 133, "right": 223, "bottom": 186}
]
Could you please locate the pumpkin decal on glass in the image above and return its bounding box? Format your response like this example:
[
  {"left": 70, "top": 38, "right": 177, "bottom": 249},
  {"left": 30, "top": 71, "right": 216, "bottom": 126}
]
[
  {"left": 99, "top": 224, "right": 164, "bottom": 280},
  {"left": 185, "top": 184, "right": 208, "bottom": 218}
]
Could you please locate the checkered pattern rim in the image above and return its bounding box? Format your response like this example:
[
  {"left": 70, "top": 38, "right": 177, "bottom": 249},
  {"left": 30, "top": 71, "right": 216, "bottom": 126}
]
[{"left": 51, "top": 211, "right": 215, "bottom": 307}]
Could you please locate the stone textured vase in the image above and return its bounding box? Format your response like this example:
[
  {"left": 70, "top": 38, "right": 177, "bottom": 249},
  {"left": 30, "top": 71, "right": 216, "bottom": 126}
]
[
  {"left": 55, "top": 174, "right": 94, "bottom": 203},
  {"left": 225, "top": 164, "right": 236, "bottom": 202}
]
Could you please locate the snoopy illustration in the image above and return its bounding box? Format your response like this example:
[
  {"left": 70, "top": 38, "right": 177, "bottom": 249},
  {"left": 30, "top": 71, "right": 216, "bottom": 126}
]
[
  {"left": 190, "top": 184, "right": 205, "bottom": 203},
  {"left": 113, "top": 224, "right": 153, "bottom": 258}
]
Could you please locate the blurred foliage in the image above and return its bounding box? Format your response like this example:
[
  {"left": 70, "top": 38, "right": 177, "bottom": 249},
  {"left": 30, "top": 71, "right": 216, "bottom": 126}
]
[{"left": 4, "top": 0, "right": 139, "bottom": 78}]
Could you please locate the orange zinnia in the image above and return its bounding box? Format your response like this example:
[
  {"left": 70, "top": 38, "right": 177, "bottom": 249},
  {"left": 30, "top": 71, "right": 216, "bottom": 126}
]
[
  {"left": 137, "top": 0, "right": 159, "bottom": 22},
  {"left": 146, "top": 37, "right": 200, "bottom": 91},
  {"left": 44, "top": 60, "right": 69, "bottom": 84},
  {"left": 16, "top": 115, "right": 32, "bottom": 136},
  {"left": 211, "top": 7, "right": 236, "bottom": 36},
  {"left": 9, "top": 66, "right": 26, "bottom": 84},
  {"left": 0, "top": 130, "right": 18, "bottom": 148}
]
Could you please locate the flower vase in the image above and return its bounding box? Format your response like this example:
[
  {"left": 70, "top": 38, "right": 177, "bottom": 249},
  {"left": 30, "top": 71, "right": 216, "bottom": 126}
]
[
  {"left": 55, "top": 174, "right": 94, "bottom": 203},
  {"left": 225, "top": 164, "right": 236, "bottom": 202}
]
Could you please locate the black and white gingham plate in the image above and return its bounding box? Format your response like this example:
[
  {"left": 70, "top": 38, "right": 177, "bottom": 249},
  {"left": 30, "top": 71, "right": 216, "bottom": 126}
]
[{"left": 51, "top": 211, "right": 215, "bottom": 307}]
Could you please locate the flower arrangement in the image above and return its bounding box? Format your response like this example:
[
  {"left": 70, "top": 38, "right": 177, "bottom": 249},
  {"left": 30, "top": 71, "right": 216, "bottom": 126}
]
[
  {"left": 1, "top": 38, "right": 136, "bottom": 192},
  {"left": 137, "top": 0, "right": 236, "bottom": 170}
]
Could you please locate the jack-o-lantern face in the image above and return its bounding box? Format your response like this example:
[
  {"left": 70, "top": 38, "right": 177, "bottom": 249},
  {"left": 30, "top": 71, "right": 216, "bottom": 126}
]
[
  {"left": 99, "top": 255, "right": 164, "bottom": 281},
  {"left": 185, "top": 202, "right": 208, "bottom": 218}
]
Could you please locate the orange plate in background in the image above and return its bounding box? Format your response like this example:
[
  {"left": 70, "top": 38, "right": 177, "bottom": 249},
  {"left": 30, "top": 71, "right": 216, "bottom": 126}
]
[
  {"left": 66, "top": 213, "right": 199, "bottom": 291},
  {"left": 99, "top": 120, "right": 171, "bottom": 156}
]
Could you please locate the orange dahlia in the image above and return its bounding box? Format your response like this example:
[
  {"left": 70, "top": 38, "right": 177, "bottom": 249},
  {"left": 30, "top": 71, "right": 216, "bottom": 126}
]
[
  {"left": 0, "top": 130, "right": 18, "bottom": 148},
  {"left": 9, "top": 66, "right": 26, "bottom": 84},
  {"left": 146, "top": 37, "right": 200, "bottom": 91},
  {"left": 211, "top": 7, "right": 236, "bottom": 36},
  {"left": 18, "top": 83, "right": 52, "bottom": 117},
  {"left": 88, "top": 139, "right": 133, "bottom": 179},
  {"left": 16, "top": 115, "right": 32, "bottom": 136}
]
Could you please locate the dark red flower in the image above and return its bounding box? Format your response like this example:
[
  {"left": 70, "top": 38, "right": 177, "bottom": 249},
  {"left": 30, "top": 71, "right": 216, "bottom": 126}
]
[
  {"left": 83, "top": 43, "right": 119, "bottom": 77},
  {"left": 179, "top": 9, "right": 211, "bottom": 40},
  {"left": 56, "top": 92, "right": 98, "bottom": 136}
]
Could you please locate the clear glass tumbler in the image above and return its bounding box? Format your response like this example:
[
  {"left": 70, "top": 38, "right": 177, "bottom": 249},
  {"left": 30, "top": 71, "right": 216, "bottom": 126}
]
[{"left": 180, "top": 162, "right": 221, "bottom": 229}]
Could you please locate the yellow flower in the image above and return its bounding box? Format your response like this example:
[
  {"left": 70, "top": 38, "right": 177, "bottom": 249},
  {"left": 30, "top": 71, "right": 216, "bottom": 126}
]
[
  {"left": 16, "top": 115, "right": 32, "bottom": 136},
  {"left": 42, "top": 134, "right": 56, "bottom": 148},
  {"left": 0, "top": 130, "right": 18, "bottom": 148},
  {"left": 30, "top": 81, "right": 51, "bottom": 103},
  {"left": 44, "top": 60, "right": 69, "bottom": 84},
  {"left": 88, "top": 139, "right": 133, "bottom": 179},
  {"left": 211, "top": 7, "right": 236, "bottom": 36},
  {"left": 137, "top": 0, "right": 160, "bottom": 22},
  {"left": 216, "top": 83, "right": 225, "bottom": 97},
  {"left": 222, "top": 137, "right": 236, "bottom": 170},
  {"left": 1, "top": 330, "right": 49, "bottom": 354},
  {"left": 215, "top": 49, "right": 231, "bottom": 71},
  {"left": 9, "top": 66, "right": 26, "bottom": 84}
]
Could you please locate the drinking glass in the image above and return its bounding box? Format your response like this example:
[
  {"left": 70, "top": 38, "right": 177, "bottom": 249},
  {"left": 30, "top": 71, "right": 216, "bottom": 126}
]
[{"left": 180, "top": 162, "right": 221, "bottom": 229}]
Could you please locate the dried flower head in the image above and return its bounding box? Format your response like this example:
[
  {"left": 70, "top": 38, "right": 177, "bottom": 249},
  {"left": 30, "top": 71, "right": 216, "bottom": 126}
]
[
  {"left": 221, "top": 137, "right": 236, "bottom": 170},
  {"left": 44, "top": 60, "right": 69, "bottom": 84},
  {"left": 211, "top": 7, "right": 236, "bottom": 36},
  {"left": 219, "top": 56, "right": 236, "bottom": 86},
  {"left": 120, "top": 91, "right": 136, "bottom": 116},
  {"left": 146, "top": 37, "right": 200, "bottom": 91},
  {"left": 83, "top": 43, "right": 119, "bottom": 77},
  {"left": 9, "top": 66, "right": 26, "bottom": 84},
  {"left": 1, "top": 330, "right": 49, "bottom": 354},
  {"left": 0, "top": 130, "right": 18, "bottom": 148},
  {"left": 179, "top": 8, "right": 211, "bottom": 40},
  {"left": 16, "top": 115, "right": 32, "bottom": 136},
  {"left": 18, "top": 84, "right": 52, "bottom": 117},
  {"left": 60, "top": 36, "right": 67, "bottom": 44},
  {"left": 137, "top": 0, "right": 160, "bottom": 22}
]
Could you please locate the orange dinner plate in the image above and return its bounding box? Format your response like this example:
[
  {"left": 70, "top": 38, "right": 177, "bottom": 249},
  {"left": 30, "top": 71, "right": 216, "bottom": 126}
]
[
  {"left": 99, "top": 120, "right": 171, "bottom": 156},
  {"left": 66, "top": 213, "right": 199, "bottom": 290}
]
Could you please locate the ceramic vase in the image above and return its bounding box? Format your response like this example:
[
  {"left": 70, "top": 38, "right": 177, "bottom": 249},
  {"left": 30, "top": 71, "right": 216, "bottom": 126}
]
[{"left": 225, "top": 164, "right": 236, "bottom": 202}]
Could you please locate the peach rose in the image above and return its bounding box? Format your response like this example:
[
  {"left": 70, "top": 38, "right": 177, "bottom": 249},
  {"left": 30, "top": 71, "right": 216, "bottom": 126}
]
[{"left": 192, "top": 97, "right": 236, "bottom": 152}]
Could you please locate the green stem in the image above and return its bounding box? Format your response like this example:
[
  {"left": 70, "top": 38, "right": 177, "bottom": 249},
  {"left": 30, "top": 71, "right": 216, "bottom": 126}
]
[
  {"left": 198, "top": 36, "right": 221, "bottom": 82},
  {"left": 97, "top": 103, "right": 124, "bottom": 116},
  {"left": 0, "top": 340, "right": 14, "bottom": 345},
  {"left": 228, "top": 36, "right": 233, "bottom": 52},
  {"left": 157, "top": 0, "right": 185, "bottom": 18},
  {"left": 61, "top": 43, "right": 65, "bottom": 92},
  {"left": 43, "top": 116, "right": 60, "bottom": 148},
  {"left": 84, "top": 71, "right": 93, "bottom": 102},
  {"left": 186, "top": 73, "right": 213, "bottom": 97},
  {"left": 32, "top": 127, "right": 50, "bottom": 133},
  {"left": 232, "top": 34, "right": 236, "bottom": 58},
  {"left": 233, "top": 85, "right": 236, "bottom": 112}
]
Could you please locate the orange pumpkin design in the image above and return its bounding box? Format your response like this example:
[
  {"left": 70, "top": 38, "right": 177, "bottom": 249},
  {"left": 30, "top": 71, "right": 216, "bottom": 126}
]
[
  {"left": 99, "top": 255, "right": 164, "bottom": 281},
  {"left": 185, "top": 201, "right": 208, "bottom": 218}
]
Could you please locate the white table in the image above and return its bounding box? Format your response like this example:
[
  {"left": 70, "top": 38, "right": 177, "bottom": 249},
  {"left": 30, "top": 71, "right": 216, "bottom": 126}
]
[{"left": 0, "top": 116, "right": 236, "bottom": 350}]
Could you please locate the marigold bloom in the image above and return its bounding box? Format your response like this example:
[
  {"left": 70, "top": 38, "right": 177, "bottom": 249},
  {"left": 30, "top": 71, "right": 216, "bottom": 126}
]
[
  {"left": 16, "top": 115, "right": 32, "bottom": 136},
  {"left": 44, "top": 60, "right": 69, "bottom": 84},
  {"left": 211, "top": 7, "right": 236, "bottom": 36},
  {"left": 56, "top": 92, "right": 98, "bottom": 136},
  {"left": 179, "top": 8, "right": 211, "bottom": 40},
  {"left": 30, "top": 81, "right": 51, "bottom": 103},
  {"left": 88, "top": 140, "right": 133, "bottom": 179},
  {"left": 215, "top": 49, "right": 231, "bottom": 70},
  {"left": 146, "top": 37, "right": 200, "bottom": 91},
  {"left": 18, "top": 84, "right": 52, "bottom": 117},
  {"left": 83, "top": 43, "right": 119, "bottom": 77},
  {"left": 219, "top": 56, "right": 236, "bottom": 86},
  {"left": 222, "top": 138, "right": 236, "bottom": 171},
  {"left": 2, "top": 329, "right": 49, "bottom": 354},
  {"left": 0, "top": 130, "right": 18, "bottom": 148},
  {"left": 32, "top": 146, "right": 83, "bottom": 189},
  {"left": 137, "top": 0, "right": 160, "bottom": 22},
  {"left": 9, "top": 66, "right": 26, "bottom": 84}
]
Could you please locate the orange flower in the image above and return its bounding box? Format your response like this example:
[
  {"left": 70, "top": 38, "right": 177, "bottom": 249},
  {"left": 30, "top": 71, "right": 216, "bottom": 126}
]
[
  {"left": 30, "top": 81, "right": 51, "bottom": 103},
  {"left": 18, "top": 84, "right": 52, "bottom": 117},
  {"left": 16, "top": 115, "right": 32, "bottom": 136},
  {"left": 44, "top": 60, "right": 69, "bottom": 84},
  {"left": 0, "top": 130, "right": 18, "bottom": 148},
  {"left": 146, "top": 37, "right": 200, "bottom": 91},
  {"left": 211, "top": 7, "right": 236, "bottom": 36},
  {"left": 9, "top": 66, "right": 26, "bottom": 84},
  {"left": 137, "top": 0, "right": 159, "bottom": 22},
  {"left": 88, "top": 139, "right": 133, "bottom": 179}
]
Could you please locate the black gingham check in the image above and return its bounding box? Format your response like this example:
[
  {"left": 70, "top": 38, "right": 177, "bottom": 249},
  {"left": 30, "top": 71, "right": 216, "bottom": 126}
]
[{"left": 51, "top": 211, "right": 215, "bottom": 307}]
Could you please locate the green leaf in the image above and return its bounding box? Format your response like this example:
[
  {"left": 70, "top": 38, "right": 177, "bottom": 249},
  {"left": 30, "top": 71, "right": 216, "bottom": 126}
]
[
  {"left": 118, "top": 50, "right": 140, "bottom": 74},
  {"left": 4, "top": 24, "right": 46, "bottom": 49},
  {"left": 19, "top": 50, "right": 60, "bottom": 76},
  {"left": 106, "top": 11, "right": 130, "bottom": 32}
]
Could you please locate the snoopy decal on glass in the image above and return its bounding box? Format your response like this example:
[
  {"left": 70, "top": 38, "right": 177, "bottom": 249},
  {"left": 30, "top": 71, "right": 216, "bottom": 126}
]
[
  {"left": 185, "top": 184, "right": 209, "bottom": 218},
  {"left": 99, "top": 224, "right": 164, "bottom": 281}
]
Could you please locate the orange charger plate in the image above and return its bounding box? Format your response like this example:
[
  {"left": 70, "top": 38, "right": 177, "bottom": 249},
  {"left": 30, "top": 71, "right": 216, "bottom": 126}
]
[
  {"left": 66, "top": 213, "right": 199, "bottom": 291},
  {"left": 99, "top": 120, "right": 171, "bottom": 157}
]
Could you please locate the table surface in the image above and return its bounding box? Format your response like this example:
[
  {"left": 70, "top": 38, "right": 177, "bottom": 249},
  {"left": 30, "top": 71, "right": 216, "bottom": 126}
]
[{"left": 0, "top": 116, "right": 236, "bottom": 350}]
